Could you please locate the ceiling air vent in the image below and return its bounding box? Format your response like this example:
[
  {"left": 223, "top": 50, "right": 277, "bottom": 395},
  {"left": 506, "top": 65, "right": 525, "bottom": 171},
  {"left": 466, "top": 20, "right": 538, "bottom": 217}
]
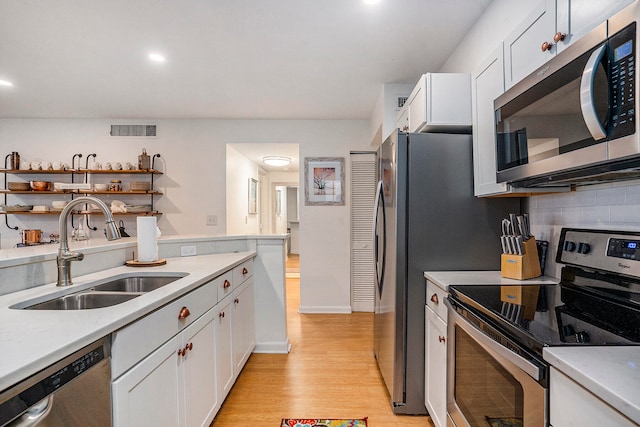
[{"left": 110, "top": 124, "right": 157, "bottom": 137}]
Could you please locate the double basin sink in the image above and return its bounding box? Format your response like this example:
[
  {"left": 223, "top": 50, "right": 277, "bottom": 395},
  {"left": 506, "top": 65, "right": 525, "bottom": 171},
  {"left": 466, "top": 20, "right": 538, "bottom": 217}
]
[{"left": 12, "top": 273, "right": 188, "bottom": 310}]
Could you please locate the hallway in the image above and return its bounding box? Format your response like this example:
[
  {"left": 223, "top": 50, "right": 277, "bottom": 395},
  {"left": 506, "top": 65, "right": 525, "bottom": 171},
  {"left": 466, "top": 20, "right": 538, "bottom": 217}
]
[{"left": 211, "top": 256, "right": 434, "bottom": 427}]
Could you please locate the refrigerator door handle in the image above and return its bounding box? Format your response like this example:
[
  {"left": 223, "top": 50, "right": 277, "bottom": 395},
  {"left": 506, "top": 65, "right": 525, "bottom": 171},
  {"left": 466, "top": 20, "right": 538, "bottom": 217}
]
[{"left": 373, "top": 180, "right": 386, "bottom": 295}]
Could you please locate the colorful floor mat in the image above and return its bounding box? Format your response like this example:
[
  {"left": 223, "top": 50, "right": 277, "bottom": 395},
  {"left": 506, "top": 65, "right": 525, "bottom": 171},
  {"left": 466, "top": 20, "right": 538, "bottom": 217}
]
[{"left": 281, "top": 419, "right": 368, "bottom": 427}]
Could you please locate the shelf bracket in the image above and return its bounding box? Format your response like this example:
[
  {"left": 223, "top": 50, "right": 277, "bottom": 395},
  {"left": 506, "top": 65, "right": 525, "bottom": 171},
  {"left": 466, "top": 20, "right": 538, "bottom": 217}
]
[{"left": 3, "top": 153, "right": 19, "bottom": 230}]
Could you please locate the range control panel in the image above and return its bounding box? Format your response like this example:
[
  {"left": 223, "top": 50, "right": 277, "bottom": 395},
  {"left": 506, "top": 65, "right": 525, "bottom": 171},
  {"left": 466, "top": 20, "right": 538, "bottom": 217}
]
[{"left": 557, "top": 228, "right": 640, "bottom": 278}]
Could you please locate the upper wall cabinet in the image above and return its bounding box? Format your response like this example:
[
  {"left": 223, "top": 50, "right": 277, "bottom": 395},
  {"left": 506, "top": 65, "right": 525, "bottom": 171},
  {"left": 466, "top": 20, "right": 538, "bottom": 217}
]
[
  {"left": 504, "top": 0, "right": 632, "bottom": 89},
  {"left": 472, "top": 45, "right": 510, "bottom": 196},
  {"left": 504, "top": 0, "right": 557, "bottom": 89},
  {"left": 400, "top": 73, "right": 472, "bottom": 134},
  {"left": 556, "top": 0, "right": 634, "bottom": 53}
]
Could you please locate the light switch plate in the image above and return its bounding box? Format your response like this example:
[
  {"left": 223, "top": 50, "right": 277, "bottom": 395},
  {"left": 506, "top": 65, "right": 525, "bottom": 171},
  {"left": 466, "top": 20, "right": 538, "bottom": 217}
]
[{"left": 180, "top": 245, "right": 197, "bottom": 257}]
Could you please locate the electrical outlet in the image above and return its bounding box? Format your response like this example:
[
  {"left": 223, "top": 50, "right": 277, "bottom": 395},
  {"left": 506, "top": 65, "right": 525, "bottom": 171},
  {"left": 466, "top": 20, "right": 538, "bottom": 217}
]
[
  {"left": 180, "top": 245, "right": 197, "bottom": 257},
  {"left": 206, "top": 215, "right": 217, "bottom": 226}
]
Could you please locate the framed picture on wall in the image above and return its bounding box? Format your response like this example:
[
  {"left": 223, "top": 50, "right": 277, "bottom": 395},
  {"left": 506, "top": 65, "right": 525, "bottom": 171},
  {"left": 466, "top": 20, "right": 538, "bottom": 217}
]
[
  {"left": 248, "top": 178, "right": 258, "bottom": 214},
  {"left": 304, "top": 157, "right": 345, "bottom": 206}
]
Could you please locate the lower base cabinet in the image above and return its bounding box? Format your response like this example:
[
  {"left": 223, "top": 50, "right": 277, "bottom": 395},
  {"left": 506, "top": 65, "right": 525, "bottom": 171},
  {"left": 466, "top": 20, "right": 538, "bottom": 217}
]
[
  {"left": 112, "top": 309, "right": 218, "bottom": 427},
  {"left": 550, "top": 367, "right": 636, "bottom": 427},
  {"left": 425, "top": 305, "right": 447, "bottom": 427},
  {"left": 111, "top": 259, "right": 256, "bottom": 427},
  {"left": 232, "top": 279, "right": 255, "bottom": 373},
  {"left": 215, "top": 295, "right": 234, "bottom": 402}
]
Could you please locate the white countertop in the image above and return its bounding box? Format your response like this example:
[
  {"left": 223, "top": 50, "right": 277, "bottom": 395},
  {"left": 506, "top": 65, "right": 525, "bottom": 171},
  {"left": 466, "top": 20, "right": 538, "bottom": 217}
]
[
  {"left": 544, "top": 347, "right": 640, "bottom": 424},
  {"left": 424, "top": 270, "right": 558, "bottom": 291},
  {"left": 0, "top": 251, "right": 255, "bottom": 391}
]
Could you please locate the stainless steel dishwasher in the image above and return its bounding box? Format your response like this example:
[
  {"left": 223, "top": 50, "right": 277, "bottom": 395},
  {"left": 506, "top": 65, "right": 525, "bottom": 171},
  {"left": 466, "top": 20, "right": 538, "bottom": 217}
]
[{"left": 0, "top": 337, "right": 111, "bottom": 427}]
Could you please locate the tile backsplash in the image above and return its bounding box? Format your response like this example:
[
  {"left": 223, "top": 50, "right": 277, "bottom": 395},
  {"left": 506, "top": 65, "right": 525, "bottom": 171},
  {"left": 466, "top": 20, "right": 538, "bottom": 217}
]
[{"left": 528, "top": 180, "right": 640, "bottom": 279}]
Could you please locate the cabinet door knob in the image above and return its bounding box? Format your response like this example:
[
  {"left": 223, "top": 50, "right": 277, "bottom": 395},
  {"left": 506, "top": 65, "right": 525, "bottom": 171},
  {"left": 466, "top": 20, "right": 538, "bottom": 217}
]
[
  {"left": 187, "top": 342, "right": 193, "bottom": 351},
  {"left": 219, "top": 311, "right": 225, "bottom": 318},
  {"left": 178, "top": 348, "right": 185, "bottom": 357},
  {"left": 430, "top": 294, "right": 439, "bottom": 305},
  {"left": 553, "top": 32, "right": 566, "bottom": 43},
  {"left": 438, "top": 336, "right": 446, "bottom": 343},
  {"left": 178, "top": 306, "right": 191, "bottom": 320},
  {"left": 234, "top": 298, "right": 239, "bottom": 304},
  {"left": 242, "top": 267, "right": 248, "bottom": 275},
  {"left": 223, "top": 280, "right": 231, "bottom": 289},
  {"left": 541, "top": 41, "right": 553, "bottom": 52}
]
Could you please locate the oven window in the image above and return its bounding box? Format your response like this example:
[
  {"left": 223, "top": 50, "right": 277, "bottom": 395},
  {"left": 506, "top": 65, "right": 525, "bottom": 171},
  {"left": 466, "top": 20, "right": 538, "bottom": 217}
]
[{"left": 455, "top": 326, "right": 524, "bottom": 426}]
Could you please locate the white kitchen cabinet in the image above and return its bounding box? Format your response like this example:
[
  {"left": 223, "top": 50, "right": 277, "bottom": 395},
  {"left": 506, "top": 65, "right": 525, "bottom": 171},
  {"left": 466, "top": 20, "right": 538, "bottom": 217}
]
[
  {"left": 424, "top": 280, "right": 448, "bottom": 427},
  {"left": 504, "top": 0, "right": 557, "bottom": 89},
  {"left": 473, "top": 45, "right": 511, "bottom": 197},
  {"left": 111, "top": 257, "right": 256, "bottom": 427},
  {"left": 215, "top": 295, "right": 235, "bottom": 402},
  {"left": 112, "top": 309, "right": 218, "bottom": 427},
  {"left": 406, "top": 73, "right": 472, "bottom": 133},
  {"left": 183, "top": 310, "right": 219, "bottom": 427},
  {"left": 556, "top": 0, "right": 633, "bottom": 53},
  {"left": 505, "top": 0, "right": 631, "bottom": 88},
  {"left": 232, "top": 278, "right": 255, "bottom": 375},
  {"left": 550, "top": 367, "right": 636, "bottom": 427}
]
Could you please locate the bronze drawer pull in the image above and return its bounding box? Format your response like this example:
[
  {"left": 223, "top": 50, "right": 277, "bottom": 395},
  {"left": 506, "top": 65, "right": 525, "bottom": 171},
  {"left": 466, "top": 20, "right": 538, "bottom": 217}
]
[{"left": 178, "top": 306, "right": 191, "bottom": 320}]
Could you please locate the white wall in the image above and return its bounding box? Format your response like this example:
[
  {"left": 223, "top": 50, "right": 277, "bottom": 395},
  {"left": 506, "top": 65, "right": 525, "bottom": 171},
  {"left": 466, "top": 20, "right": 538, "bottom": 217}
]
[
  {"left": 226, "top": 145, "right": 260, "bottom": 235},
  {"left": 0, "top": 118, "right": 370, "bottom": 312},
  {"left": 440, "top": 0, "right": 640, "bottom": 280}
]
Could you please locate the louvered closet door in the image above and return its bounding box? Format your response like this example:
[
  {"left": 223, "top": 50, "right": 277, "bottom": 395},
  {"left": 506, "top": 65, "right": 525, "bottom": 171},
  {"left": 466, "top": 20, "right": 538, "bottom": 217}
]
[{"left": 350, "top": 152, "right": 377, "bottom": 312}]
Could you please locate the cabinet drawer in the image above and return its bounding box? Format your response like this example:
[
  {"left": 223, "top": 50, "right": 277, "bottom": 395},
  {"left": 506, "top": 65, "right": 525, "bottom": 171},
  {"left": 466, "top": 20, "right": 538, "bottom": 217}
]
[
  {"left": 233, "top": 259, "right": 253, "bottom": 285},
  {"left": 216, "top": 270, "right": 234, "bottom": 302},
  {"left": 426, "top": 280, "right": 448, "bottom": 322},
  {"left": 112, "top": 278, "right": 217, "bottom": 379}
]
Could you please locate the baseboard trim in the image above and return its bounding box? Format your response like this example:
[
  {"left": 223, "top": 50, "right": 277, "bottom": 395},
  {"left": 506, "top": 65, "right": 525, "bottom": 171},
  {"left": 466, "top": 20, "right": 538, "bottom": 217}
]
[
  {"left": 253, "top": 340, "right": 291, "bottom": 354},
  {"left": 298, "top": 305, "right": 353, "bottom": 314}
]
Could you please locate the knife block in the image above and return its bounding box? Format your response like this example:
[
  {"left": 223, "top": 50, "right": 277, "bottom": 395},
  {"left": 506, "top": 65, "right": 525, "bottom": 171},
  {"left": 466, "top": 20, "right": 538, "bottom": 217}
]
[{"left": 501, "top": 237, "right": 541, "bottom": 280}]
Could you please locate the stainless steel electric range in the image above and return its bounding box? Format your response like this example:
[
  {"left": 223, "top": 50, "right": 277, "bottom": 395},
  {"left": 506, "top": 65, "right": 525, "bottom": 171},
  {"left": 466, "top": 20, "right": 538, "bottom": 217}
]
[{"left": 445, "top": 228, "right": 640, "bottom": 427}]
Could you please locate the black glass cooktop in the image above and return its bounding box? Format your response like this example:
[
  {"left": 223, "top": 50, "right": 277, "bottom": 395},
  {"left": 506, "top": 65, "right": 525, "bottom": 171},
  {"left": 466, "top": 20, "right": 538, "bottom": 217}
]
[{"left": 449, "top": 268, "right": 640, "bottom": 355}]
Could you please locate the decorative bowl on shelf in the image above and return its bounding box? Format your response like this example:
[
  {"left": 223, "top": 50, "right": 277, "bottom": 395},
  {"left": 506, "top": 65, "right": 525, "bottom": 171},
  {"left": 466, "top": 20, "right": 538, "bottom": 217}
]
[
  {"left": 7, "top": 182, "right": 30, "bottom": 191},
  {"left": 93, "top": 184, "right": 109, "bottom": 191},
  {"left": 29, "top": 181, "right": 51, "bottom": 191}
]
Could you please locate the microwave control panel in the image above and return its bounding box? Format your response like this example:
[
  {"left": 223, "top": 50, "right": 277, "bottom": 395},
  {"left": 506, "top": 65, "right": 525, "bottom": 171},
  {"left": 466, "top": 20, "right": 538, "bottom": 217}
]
[{"left": 609, "top": 22, "right": 636, "bottom": 140}]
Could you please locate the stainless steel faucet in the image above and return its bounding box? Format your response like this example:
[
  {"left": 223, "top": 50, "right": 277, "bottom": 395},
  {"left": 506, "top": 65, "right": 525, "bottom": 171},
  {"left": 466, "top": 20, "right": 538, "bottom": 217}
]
[{"left": 57, "top": 196, "right": 121, "bottom": 286}]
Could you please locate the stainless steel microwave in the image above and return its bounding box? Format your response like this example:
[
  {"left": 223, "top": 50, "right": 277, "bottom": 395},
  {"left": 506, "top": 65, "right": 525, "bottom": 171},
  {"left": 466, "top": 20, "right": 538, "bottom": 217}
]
[{"left": 494, "top": 4, "right": 640, "bottom": 187}]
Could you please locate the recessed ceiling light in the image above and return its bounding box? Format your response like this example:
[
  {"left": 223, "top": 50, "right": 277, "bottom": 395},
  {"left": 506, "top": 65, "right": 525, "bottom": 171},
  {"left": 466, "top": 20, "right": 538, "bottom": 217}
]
[
  {"left": 0, "top": 79, "right": 14, "bottom": 87},
  {"left": 263, "top": 156, "right": 292, "bottom": 167},
  {"left": 149, "top": 53, "right": 166, "bottom": 63}
]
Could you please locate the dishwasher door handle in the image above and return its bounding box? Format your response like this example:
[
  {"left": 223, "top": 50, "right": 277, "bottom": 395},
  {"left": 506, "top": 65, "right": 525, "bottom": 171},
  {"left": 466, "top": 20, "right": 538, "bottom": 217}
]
[{"left": 9, "top": 396, "right": 53, "bottom": 427}]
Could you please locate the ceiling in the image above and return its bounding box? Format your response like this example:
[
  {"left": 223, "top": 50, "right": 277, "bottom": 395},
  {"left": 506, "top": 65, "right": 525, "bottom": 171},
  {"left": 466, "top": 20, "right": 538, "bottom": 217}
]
[
  {"left": 0, "top": 0, "right": 492, "bottom": 121},
  {"left": 229, "top": 143, "right": 299, "bottom": 172}
]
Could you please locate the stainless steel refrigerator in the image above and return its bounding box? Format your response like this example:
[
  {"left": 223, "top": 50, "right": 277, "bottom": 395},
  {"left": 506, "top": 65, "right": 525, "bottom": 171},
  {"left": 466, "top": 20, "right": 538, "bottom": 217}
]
[{"left": 373, "top": 130, "right": 520, "bottom": 414}]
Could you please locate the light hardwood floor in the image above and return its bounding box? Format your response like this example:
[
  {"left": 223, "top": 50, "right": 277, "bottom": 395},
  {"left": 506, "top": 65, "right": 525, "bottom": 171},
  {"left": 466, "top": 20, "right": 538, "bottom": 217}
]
[{"left": 210, "top": 255, "right": 434, "bottom": 427}]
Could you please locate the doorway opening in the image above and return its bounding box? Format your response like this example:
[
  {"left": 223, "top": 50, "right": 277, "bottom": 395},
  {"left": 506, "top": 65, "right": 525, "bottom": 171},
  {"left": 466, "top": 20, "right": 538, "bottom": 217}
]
[{"left": 224, "top": 142, "right": 301, "bottom": 305}]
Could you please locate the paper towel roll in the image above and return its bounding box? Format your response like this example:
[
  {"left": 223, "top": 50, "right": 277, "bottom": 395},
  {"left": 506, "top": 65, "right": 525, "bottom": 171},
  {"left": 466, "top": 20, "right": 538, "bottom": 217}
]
[{"left": 137, "top": 217, "right": 158, "bottom": 262}]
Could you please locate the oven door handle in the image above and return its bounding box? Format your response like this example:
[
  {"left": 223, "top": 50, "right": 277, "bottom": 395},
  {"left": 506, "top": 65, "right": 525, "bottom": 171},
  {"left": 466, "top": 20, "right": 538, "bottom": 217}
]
[
  {"left": 580, "top": 43, "right": 607, "bottom": 141},
  {"left": 445, "top": 298, "right": 543, "bottom": 381}
]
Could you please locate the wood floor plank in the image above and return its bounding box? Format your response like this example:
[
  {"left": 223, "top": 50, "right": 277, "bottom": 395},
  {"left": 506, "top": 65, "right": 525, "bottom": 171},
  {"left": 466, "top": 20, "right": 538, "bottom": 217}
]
[{"left": 211, "top": 271, "right": 434, "bottom": 427}]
